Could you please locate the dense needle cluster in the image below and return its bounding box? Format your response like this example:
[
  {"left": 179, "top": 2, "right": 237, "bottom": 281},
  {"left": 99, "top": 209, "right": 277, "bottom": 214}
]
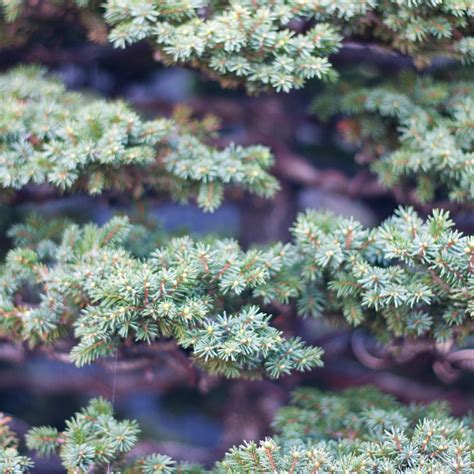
[
  {"left": 0, "top": 413, "right": 33, "bottom": 473},
  {"left": 103, "top": 0, "right": 474, "bottom": 92},
  {"left": 5, "top": 387, "right": 473, "bottom": 472},
  {"left": 2, "top": 1, "right": 473, "bottom": 92},
  {"left": 26, "top": 397, "right": 199, "bottom": 473},
  {"left": 315, "top": 72, "right": 474, "bottom": 203},
  {"left": 275, "top": 207, "right": 474, "bottom": 343},
  {"left": 0, "top": 67, "right": 277, "bottom": 209},
  {"left": 0, "top": 215, "right": 323, "bottom": 377},
  {"left": 1, "top": 208, "right": 471, "bottom": 375},
  {"left": 218, "top": 387, "right": 473, "bottom": 473}
]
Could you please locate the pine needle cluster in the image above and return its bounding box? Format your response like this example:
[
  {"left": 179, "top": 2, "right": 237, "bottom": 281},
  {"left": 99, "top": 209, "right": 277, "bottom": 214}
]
[
  {"left": 218, "top": 386, "right": 473, "bottom": 473},
  {"left": 0, "top": 1, "right": 473, "bottom": 471},
  {"left": 102, "top": 0, "right": 474, "bottom": 92},
  {"left": 26, "top": 397, "right": 201, "bottom": 473},
  {"left": 270, "top": 207, "right": 474, "bottom": 343},
  {"left": 314, "top": 72, "right": 474, "bottom": 203},
  {"left": 91, "top": 0, "right": 474, "bottom": 92},
  {"left": 0, "top": 67, "right": 277, "bottom": 209},
  {"left": 6, "top": 387, "right": 473, "bottom": 473},
  {"left": 0, "top": 215, "right": 323, "bottom": 377},
  {"left": 3, "top": 1, "right": 473, "bottom": 92},
  {"left": 0, "top": 413, "right": 33, "bottom": 473},
  {"left": 26, "top": 397, "right": 141, "bottom": 472},
  {"left": 1, "top": 207, "right": 471, "bottom": 376}
]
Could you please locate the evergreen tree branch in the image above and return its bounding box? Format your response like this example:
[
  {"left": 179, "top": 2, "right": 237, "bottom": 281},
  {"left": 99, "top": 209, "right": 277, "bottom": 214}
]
[
  {"left": 313, "top": 71, "right": 474, "bottom": 204},
  {"left": 3, "top": 1, "right": 473, "bottom": 92},
  {"left": 0, "top": 66, "right": 278, "bottom": 210},
  {"left": 0, "top": 214, "right": 323, "bottom": 378},
  {"left": 1, "top": 208, "right": 472, "bottom": 377},
  {"left": 101, "top": 0, "right": 474, "bottom": 92},
  {"left": 3, "top": 387, "right": 472, "bottom": 472}
]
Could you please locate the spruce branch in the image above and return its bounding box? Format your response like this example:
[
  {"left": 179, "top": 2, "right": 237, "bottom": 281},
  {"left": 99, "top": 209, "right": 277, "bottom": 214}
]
[
  {"left": 26, "top": 397, "right": 140, "bottom": 472},
  {"left": 1, "top": 208, "right": 472, "bottom": 376},
  {"left": 0, "top": 413, "right": 33, "bottom": 473},
  {"left": 0, "top": 413, "right": 20, "bottom": 451},
  {"left": 0, "top": 3, "right": 473, "bottom": 473},
  {"left": 314, "top": 71, "right": 474, "bottom": 204},
  {"left": 219, "top": 386, "right": 473, "bottom": 473},
  {"left": 102, "top": 0, "right": 474, "bottom": 92},
  {"left": 269, "top": 206, "right": 474, "bottom": 344},
  {"left": 0, "top": 214, "right": 323, "bottom": 378},
  {"left": 5, "top": 387, "right": 473, "bottom": 472},
  {"left": 3, "top": 1, "right": 473, "bottom": 92},
  {"left": 0, "top": 66, "right": 278, "bottom": 210}
]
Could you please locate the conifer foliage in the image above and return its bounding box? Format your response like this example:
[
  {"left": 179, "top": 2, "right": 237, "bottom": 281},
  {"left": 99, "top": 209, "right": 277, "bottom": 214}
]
[
  {"left": 218, "top": 387, "right": 473, "bottom": 473},
  {"left": 1, "top": 208, "right": 471, "bottom": 375},
  {"left": 0, "top": 67, "right": 277, "bottom": 210},
  {"left": 266, "top": 207, "right": 473, "bottom": 342},
  {"left": 105, "top": 0, "right": 474, "bottom": 91},
  {"left": 5, "top": 387, "right": 474, "bottom": 472},
  {"left": 0, "top": 215, "right": 323, "bottom": 377},
  {"left": 0, "top": 0, "right": 473, "bottom": 472},
  {"left": 0, "top": 413, "right": 33, "bottom": 473},
  {"left": 315, "top": 72, "right": 474, "bottom": 203},
  {"left": 103, "top": 0, "right": 474, "bottom": 92},
  {"left": 3, "top": 1, "right": 474, "bottom": 91}
]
